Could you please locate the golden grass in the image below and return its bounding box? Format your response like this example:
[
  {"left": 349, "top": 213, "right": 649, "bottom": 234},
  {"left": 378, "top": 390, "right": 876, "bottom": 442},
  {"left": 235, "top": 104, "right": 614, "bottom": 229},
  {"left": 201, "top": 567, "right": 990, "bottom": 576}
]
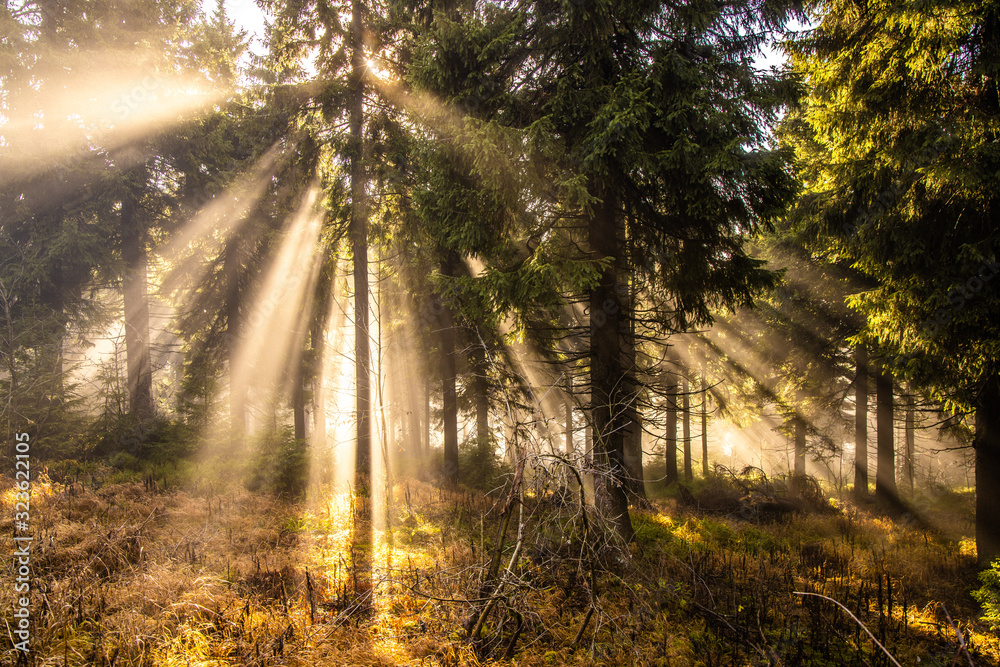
[{"left": 0, "top": 469, "right": 995, "bottom": 666}]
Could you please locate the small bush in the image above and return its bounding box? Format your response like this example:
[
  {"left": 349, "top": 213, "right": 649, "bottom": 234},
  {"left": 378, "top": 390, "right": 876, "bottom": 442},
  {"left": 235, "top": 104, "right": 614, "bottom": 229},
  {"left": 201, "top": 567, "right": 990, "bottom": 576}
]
[
  {"left": 109, "top": 451, "right": 140, "bottom": 471},
  {"left": 974, "top": 557, "right": 1000, "bottom": 629},
  {"left": 244, "top": 427, "right": 309, "bottom": 500},
  {"left": 457, "top": 436, "right": 508, "bottom": 491},
  {"left": 95, "top": 414, "right": 196, "bottom": 462}
]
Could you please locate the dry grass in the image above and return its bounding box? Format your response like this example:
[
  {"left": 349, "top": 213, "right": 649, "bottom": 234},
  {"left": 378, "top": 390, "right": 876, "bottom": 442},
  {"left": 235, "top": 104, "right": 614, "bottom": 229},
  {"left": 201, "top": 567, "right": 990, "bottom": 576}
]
[{"left": 0, "top": 467, "right": 996, "bottom": 667}]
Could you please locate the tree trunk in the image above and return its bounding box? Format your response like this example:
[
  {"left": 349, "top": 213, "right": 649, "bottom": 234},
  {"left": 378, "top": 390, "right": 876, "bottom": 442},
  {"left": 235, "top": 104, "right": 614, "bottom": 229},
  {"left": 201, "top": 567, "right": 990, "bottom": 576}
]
[
  {"left": 39, "top": 261, "right": 65, "bottom": 401},
  {"left": 225, "top": 237, "right": 246, "bottom": 451},
  {"left": 565, "top": 376, "right": 574, "bottom": 457},
  {"left": 665, "top": 372, "right": 678, "bottom": 486},
  {"left": 293, "top": 355, "right": 306, "bottom": 443},
  {"left": 976, "top": 371, "right": 1000, "bottom": 565},
  {"left": 682, "top": 377, "right": 692, "bottom": 482},
  {"left": 701, "top": 367, "right": 709, "bottom": 477},
  {"left": 588, "top": 192, "right": 633, "bottom": 542},
  {"left": 875, "top": 365, "right": 897, "bottom": 504},
  {"left": 440, "top": 257, "right": 459, "bottom": 484},
  {"left": 854, "top": 345, "right": 869, "bottom": 498},
  {"left": 504, "top": 417, "right": 514, "bottom": 465},
  {"left": 794, "top": 417, "right": 806, "bottom": 477},
  {"left": 621, "top": 287, "right": 645, "bottom": 500},
  {"left": 350, "top": 0, "right": 371, "bottom": 485},
  {"left": 905, "top": 394, "right": 915, "bottom": 495},
  {"left": 471, "top": 337, "right": 490, "bottom": 453},
  {"left": 121, "top": 189, "right": 153, "bottom": 422},
  {"left": 312, "top": 316, "right": 327, "bottom": 448},
  {"left": 349, "top": 0, "right": 372, "bottom": 605},
  {"left": 424, "top": 372, "right": 431, "bottom": 458},
  {"left": 405, "top": 346, "right": 421, "bottom": 458}
]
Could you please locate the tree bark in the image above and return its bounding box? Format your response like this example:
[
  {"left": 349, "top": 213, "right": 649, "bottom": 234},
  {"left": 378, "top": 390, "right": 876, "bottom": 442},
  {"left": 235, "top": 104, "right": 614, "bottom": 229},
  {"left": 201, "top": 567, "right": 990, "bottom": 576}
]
[
  {"left": 471, "top": 337, "right": 490, "bottom": 453},
  {"left": 682, "top": 377, "right": 692, "bottom": 482},
  {"left": 424, "top": 372, "right": 431, "bottom": 458},
  {"left": 440, "top": 257, "right": 459, "bottom": 484},
  {"left": 350, "top": 0, "right": 371, "bottom": 485},
  {"left": 588, "top": 192, "right": 633, "bottom": 542},
  {"left": 349, "top": 0, "right": 372, "bottom": 606},
  {"left": 665, "top": 371, "right": 678, "bottom": 486},
  {"left": 405, "top": 344, "right": 421, "bottom": 458},
  {"left": 312, "top": 314, "right": 327, "bottom": 449},
  {"left": 875, "top": 365, "right": 897, "bottom": 504},
  {"left": 976, "top": 371, "right": 1000, "bottom": 565},
  {"left": 38, "top": 259, "right": 66, "bottom": 404},
  {"left": 905, "top": 394, "right": 915, "bottom": 495},
  {"left": 565, "top": 376, "right": 574, "bottom": 457},
  {"left": 121, "top": 188, "right": 154, "bottom": 421},
  {"left": 794, "top": 417, "right": 806, "bottom": 477},
  {"left": 621, "top": 286, "right": 645, "bottom": 500},
  {"left": 293, "top": 352, "right": 306, "bottom": 443},
  {"left": 225, "top": 236, "right": 246, "bottom": 451},
  {"left": 701, "top": 366, "right": 709, "bottom": 477},
  {"left": 854, "top": 345, "right": 869, "bottom": 498}
]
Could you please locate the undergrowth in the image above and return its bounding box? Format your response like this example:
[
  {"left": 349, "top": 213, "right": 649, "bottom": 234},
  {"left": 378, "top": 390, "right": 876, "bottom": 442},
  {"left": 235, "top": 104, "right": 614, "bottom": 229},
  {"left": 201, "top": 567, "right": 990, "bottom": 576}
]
[{"left": 0, "top": 463, "right": 996, "bottom": 666}]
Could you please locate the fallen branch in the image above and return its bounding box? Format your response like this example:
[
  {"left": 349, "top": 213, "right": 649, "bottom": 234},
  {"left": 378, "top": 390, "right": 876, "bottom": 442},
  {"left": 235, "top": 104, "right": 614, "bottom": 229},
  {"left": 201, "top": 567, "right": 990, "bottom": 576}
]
[{"left": 793, "top": 591, "right": 902, "bottom": 667}]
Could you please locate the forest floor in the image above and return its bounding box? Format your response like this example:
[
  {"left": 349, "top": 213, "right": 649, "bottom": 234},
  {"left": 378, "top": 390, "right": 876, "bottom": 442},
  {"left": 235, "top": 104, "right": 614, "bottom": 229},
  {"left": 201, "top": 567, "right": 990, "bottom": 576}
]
[{"left": 1, "top": 461, "right": 997, "bottom": 666}]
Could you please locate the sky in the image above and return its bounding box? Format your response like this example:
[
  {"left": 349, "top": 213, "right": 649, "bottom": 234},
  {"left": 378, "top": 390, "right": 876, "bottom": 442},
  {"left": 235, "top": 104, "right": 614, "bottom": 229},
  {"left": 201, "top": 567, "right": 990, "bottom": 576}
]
[{"left": 215, "top": 0, "right": 270, "bottom": 55}]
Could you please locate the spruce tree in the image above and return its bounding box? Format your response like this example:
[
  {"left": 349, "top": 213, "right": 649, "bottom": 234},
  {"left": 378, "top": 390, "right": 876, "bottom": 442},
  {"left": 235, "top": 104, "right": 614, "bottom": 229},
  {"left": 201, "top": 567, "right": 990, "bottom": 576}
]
[
  {"left": 785, "top": 0, "right": 1000, "bottom": 560},
  {"left": 511, "top": 0, "right": 801, "bottom": 541}
]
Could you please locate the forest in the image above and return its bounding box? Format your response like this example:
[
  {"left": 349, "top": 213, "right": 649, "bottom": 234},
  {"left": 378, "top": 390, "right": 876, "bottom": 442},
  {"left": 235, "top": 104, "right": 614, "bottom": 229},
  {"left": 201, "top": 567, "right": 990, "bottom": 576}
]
[{"left": 2, "top": 0, "right": 1000, "bottom": 664}]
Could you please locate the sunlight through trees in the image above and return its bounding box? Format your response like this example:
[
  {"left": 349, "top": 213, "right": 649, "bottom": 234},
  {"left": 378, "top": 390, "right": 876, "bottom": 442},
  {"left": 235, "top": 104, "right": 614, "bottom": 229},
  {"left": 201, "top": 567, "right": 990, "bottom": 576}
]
[{"left": 2, "top": 0, "right": 1000, "bottom": 663}]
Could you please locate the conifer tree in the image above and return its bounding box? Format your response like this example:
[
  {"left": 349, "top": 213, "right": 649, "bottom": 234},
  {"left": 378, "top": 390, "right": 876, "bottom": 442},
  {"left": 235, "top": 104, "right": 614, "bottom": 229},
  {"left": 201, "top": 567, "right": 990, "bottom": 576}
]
[
  {"left": 510, "top": 0, "right": 800, "bottom": 540},
  {"left": 785, "top": 0, "right": 1000, "bottom": 560}
]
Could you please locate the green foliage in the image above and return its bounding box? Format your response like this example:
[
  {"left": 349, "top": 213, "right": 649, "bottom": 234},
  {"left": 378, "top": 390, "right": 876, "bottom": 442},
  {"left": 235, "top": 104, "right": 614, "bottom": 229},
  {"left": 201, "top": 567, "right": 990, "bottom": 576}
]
[
  {"left": 109, "top": 451, "right": 141, "bottom": 472},
  {"left": 783, "top": 0, "right": 1000, "bottom": 411},
  {"left": 95, "top": 414, "right": 196, "bottom": 463},
  {"left": 457, "top": 436, "right": 508, "bottom": 492},
  {"left": 244, "top": 427, "right": 310, "bottom": 500},
  {"left": 974, "top": 558, "right": 1000, "bottom": 630}
]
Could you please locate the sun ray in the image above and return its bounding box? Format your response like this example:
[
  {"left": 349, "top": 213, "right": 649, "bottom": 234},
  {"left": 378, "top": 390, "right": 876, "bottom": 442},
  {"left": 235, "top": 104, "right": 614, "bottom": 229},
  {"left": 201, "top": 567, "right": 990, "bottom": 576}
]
[
  {"left": 2, "top": 59, "right": 230, "bottom": 182},
  {"left": 230, "top": 181, "right": 325, "bottom": 438}
]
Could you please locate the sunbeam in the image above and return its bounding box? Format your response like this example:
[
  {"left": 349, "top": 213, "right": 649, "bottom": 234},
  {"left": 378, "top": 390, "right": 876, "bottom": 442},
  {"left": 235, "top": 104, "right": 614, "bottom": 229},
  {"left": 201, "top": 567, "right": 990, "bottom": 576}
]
[
  {"left": 230, "top": 181, "right": 324, "bottom": 439},
  {"left": 2, "top": 60, "right": 229, "bottom": 182}
]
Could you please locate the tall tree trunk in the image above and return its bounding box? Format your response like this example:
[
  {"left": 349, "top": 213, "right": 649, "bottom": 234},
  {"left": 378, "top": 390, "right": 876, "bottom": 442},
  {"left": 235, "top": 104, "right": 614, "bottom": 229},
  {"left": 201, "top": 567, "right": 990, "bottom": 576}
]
[
  {"left": 40, "top": 260, "right": 65, "bottom": 401},
  {"left": 293, "top": 353, "right": 306, "bottom": 443},
  {"left": 440, "top": 257, "right": 459, "bottom": 484},
  {"left": 504, "top": 417, "right": 514, "bottom": 465},
  {"left": 36, "top": 0, "right": 66, "bottom": 408},
  {"left": 976, "top": 371, "right": 1000, "bottom": 565},
  {"left": 905, "top": 394, "right": 915, "bottom": 495},
  {"left": 121, "top": 188, "right": 153, "bottom": 421},
  {"left": 349, "top": 0, "right": 372, "bottom": 604},
  {"left": 471, "top": 337, "right": 490, "bottom": 453},
  {"left": 225, "top": 237, "right": 246, "bottom": 450},
  {"left": 621, "top": 284, "right": 645, "bottom": 500},
  {"left": 565, "top": 376, "right": 574, "bottom": 457},
  {"left": 875, "top": 366, "right": 897, "bottom": 504},
  {"left": 310, "top": 269, "right": 331, "bottom": 455},
  {"left": 588, "top": 193, "right": 633, "bottom": 541},
  {"left": 701, "top": 366, "right": 709, "bottom": 477},
  {"left": 794, "top": 417, "right": 806, "bottom": 476},
  {"left": 350, "top": 0, "right": 371, "bottom": 485},
  {"left": 664, "top": 372, "right": 678, "bottom": 486},
  {"left": 424, "top": 372, "right": 431, "bottom": 458},
  {"left": 854, "top": 345, "right": 869, "bottom": 498},
  {"left": 312, "top": 320, "right": 326, "bottom": 448},
  {"left": 682, "top": 377, "right": 692, "bottom": 482},
  {"left": 404, "top": 342, "right": 421, "bottom": 458}
]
